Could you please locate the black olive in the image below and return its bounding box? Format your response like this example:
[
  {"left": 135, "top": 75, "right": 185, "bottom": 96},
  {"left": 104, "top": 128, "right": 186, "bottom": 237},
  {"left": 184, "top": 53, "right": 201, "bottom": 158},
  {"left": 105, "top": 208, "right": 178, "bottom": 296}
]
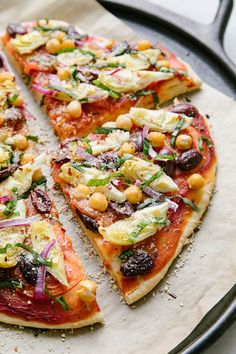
[
  {"left": 0, "top": 164, "right": 18, "bottom": 182},
  {"left": 98, "top": 152, "right": 119, "bottom": 170},
  {"left": 0, "top": 55, "right": 3, "bottom": 68},
  {"left": 120, "top": 250, "right": 154, "bottom": 277},
  {"left": 30, "top": 188, "right": 52, "bottom": 214},
  {"left": 130, "top": 131, "right": 143, "bottom": 152},
  {"left": 158, "top": 148, "right": 175, "bottom": 176},
  {"left": 177, "top": 149, "right": 202, "bottom": 170},
  {"left": 169, "top": 103, "right": 199, "bottom": 118},
  {"left": 111, "top": 41, "right": 131, "bottom": 56},
  {"left": 77, "top": 211, "right": 99, "bottom": 233},
  {"left": 110, "top": 202, "right": 134, "bottom": 217},
  {"left": 19, "top": 253, "right": 38, "bottom": 285},
  {"left": 7, "top": 23, "right": 27, "bottom": 37},
  {"left": 0, "top": 269, "right": 7, "bottom": 281}
]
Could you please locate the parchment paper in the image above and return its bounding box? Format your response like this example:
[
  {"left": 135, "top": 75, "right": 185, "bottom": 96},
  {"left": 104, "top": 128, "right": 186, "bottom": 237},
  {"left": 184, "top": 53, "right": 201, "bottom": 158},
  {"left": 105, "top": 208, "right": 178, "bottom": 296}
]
[{"left": 0, "top": 1, "right": 236, "bottom": 353}]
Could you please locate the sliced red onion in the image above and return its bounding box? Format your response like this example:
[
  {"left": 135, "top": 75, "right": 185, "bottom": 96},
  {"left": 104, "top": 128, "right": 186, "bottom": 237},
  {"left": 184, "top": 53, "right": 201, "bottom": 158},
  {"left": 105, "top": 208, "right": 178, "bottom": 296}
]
[
  {"left": 0, "top": 195, "right": 13, "bottom": 204},
  {"left": 148, "top": 146, "right": 157, "bottom": 159},
  {"left": 76, "top": 146, "right": 100, "bottom": 167},
  {"left": 34, "top": 239, "right": 56, "bottom": 300},
  {"left": 109, "top": 68, "right": 122, "bottom": 76},
  {"left": 31, "top": 83, "right": 53, "bottom": 96},
  {"left": 0, "top": 217, "right": 36, "bottom": 229},
  {"left": 112, "top": 179, "right": 124, "bottom": 188},
  {"left": 166, "top": 198, "right": 179, "bottom": 212},
  {"left": 142, "top": 126, "right": 149, "bottom": 145}
]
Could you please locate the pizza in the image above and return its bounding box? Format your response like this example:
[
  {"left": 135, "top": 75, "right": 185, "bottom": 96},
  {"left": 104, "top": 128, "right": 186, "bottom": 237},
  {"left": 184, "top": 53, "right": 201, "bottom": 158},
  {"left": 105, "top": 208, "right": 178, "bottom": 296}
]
[
  {"left": 2, "top": 19, "right": 201, "bottom": 141},
  {"left": 0, "top": 52, "right": 103, "bottom": 328},
  {"left": 51, "top": 102, "right": 216, "bottom": 304}
]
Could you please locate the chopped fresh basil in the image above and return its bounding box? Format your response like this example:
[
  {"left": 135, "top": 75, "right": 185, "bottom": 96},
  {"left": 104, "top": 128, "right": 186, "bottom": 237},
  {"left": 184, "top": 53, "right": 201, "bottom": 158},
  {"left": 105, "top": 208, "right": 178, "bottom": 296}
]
[
  {"left": 45, "top": 288, "right": 70, "bottom": 311},
  {"left": 15, "top": 242, "right": 53, "bottom": 267},
  {"left": 143, "top": 138, "right": 151, "bottom": 158},
  {"left": 116, "top": 154, "right": 133, "bottom": 167},
  {"left": 95, "top": 126, "right": 127, "bottom": 134},
  {"left": 8, "top": 93, "right": 19, "bottom": 103},
  {"left": 136, "top": 198, "right": 156, "bottom": 210},
  {"left": 3, "top": 199, "right": 17, "bottom": 216},
  {"left": 152, "top": 153, "right": 176, "bottom": 161},
  {"left": 87, "top": 172, "right": 123, "bottom": 187},
  {"left": 92, "top": 80, "right": 120, "bottom": 99},
  {"left": 169, "top": 195, "right": 200, "bottom": 212},
  {"left": 133, "top": 89, "right": 159, "bottom": 107},
  {"left": 0, "top": 278, "right": 23, "bottom": 289},
  {"left": 160, "top": 67, "right": 189, "bottom": 77},
  {"left": 81, "top": 137, "right": 92, "bottom": 154},
  {"left": 48, "top": 84, "right": 78, "bottom": 100},
  {"left": 79, "top": 49, "right": 96, "bottom": 58},
  {"left": 198, "top": 136, "right": 213, "bottom": 152},
  {"left": 71, "top": 162, "right": 85, "bottom": 172},
  {"left": 34, "top": 25, "right": 68, "bottom": 33},
  {"left": 170, "top": 115, "right": 185, "bottom": 147},
  {"left": 94, "top": 62, "right": 126, "bottom": 69},
  {"left": 129, "top": 216, "right": 170, "bottom": 243},
  {"left": 26, "top": 135, "right": 39, "bottom": 142},
  {"left": 118, "top": 249, "right": 133, "bottom": 260},
  {"left": 20, "top": 177, "right": 46, "bottom": 199},
  {"left": 140, "top": 170, "right": 163, "bottom": 190},
  {"left": 56, "top": 47, "right": 77, "bottom": 55}
]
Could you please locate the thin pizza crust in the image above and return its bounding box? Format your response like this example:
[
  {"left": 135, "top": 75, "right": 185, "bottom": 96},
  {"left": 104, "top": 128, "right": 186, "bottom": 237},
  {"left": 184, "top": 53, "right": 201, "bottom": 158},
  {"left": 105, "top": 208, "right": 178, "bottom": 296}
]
[{"left": 0, "top": 311, "right": 104, "bottom": 329}]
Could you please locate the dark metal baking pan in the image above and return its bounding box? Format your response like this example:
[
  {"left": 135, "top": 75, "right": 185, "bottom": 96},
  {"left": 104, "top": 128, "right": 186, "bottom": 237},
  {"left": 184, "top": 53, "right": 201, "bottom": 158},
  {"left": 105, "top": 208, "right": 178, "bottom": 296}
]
[{"left": 98, "top": 0, "right": 236, "bottom": 352}]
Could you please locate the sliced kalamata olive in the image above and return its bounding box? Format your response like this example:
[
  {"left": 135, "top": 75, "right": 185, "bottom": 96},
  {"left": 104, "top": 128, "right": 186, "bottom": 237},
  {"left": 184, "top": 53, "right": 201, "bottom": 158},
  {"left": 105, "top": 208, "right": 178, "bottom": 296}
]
[
  {"left": 0, "top": 164, "right": 18, "bottom": 182},
  {"left": 0, "top": 269, "right": 7, "bottom": 281},
  {"left": 98, "top": 152, "right": 119, "bottom": 170},
  {"left": 77, "top": 211, "right": 99, "bottom": 233},
  {"left": 51, "top": 149, "right": 70, "bottom": 165},
  {"left": 130, "top": 131, "right": 143, "bottom": 152},
  {"left": 19, "top": 253, "right": 38, "bottom": 285},
  {"left": 169, "top": 103, "right": 199, "bottom": 118},
  {"left": 4, "top": 108, "right": 24, "bottom": 127},
  {"left": 158, "top": 148, "right": 175, "bottom": 176},
  {"left": 7, "top": 23, "right": 27, "bottom": 37},
  {"left": 110, "top": 201, "right": 134, "bottom": 217},
  {"left": 0, "top": 56, "right": 3, "bottom": 67},
  {"left": 177, "top": 149, "right": 202, "bottom": 170},
  {"left": 30, "top": 188, "right": 52, "bottom": 214},
  {"left": 111, "top": 41, "right": 131, "bottom": 56},
  {"left": 120, "top": 250, "right": 154, "bottom": 277}
]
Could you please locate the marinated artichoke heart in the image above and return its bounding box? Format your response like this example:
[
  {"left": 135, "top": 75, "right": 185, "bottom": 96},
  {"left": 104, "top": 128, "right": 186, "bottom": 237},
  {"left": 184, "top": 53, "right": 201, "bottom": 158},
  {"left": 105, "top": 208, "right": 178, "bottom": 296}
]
[
  {"left": 90, "top": 129, "right": 130, "bottom": 155},
  {"left": 0, "top": 145, "right": 11, "bottom": 170},
  {"left": 121, "top": 157, "right": 178, "bottom": 193},
  {"left": 30, "top": 220, "right": 68, "bottom": 286},
  {"left": 56, "top": 50, "right": 94, "bottom": 67},
  {"left": 0, "top": 154, "right": 46, "bottom": 197},
  {"left": 99, "top": 203, "right": 169, "bottom": 245},
  {"left": 0, "top": 81, "right": 19, "bottom": 109},
  {"left": 11, "top": 31, "right": 49, "bottom": 54},
  {"left": 60, "top": 163, "right": 126, "bottom": 202},
  {"left": 0, "top": 200, "right": 27, "bottom": 268},
  {"left": 98, "top": 69, "right": 173, "bottom": 93},
  {"left": 120, "top": 108, "right": 193, "bottom": 132},
  {"left": 97, "top": 48, "right": 161, "bottom": 70}
]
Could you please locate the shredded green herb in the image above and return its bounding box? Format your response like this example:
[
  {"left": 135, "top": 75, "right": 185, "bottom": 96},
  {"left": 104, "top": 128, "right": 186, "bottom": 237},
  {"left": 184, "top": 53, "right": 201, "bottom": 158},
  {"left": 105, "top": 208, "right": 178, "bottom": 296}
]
[
  {"left": 94, "top": 62, "right": 126, "bottom": 69},
  {"left": 45, "top": 288, "right": 70, "bottom": 311},
  {"left": 170, "top": 115, "right": 185, "bottom": 147},
  {"left": 136, "top": 198, "right": 156, "bottom": 210},
  {"left": 116, "top": 154, "right": 133, "bottom": 167},
  {"left": 20, "top": 177, "right": 46, "bottom": 199},
  {"left": 92, "top": 80, "right": 120, "bottom": 99},
  {"left": 0, "top": 278, "right": 23, "bottom": 289},
  {"left": 143, "top": 138, "right": 151, "bottom": 158},
  {"left": 129, "top": 216, "right": 170, "bottom": 243},
  {"left": 79, "top": 49, "right": 96, "bottom": 58},
  {"left": 118, "top": 249, "right": 133, "bottom": 260},
  {"left": 87, "top": 172, "right": 123, "bottom": 187},
  {"left": 198, "top": 136, "right": 213, "bottom": 152},
  {"left": 95, "top": 126, "right": 127, "bottom": 134},
  {"left": 169, "top": 195, "right": 200, "bottom": 212},
  {"left": 140, "top": 170, "right": 163, "bottom": 190},
  {"left": 160, "top": 67, "right": 189, "bottom": 77},
  {"left": 80, "top": 137, "right": 93, "bottom": 154},
  {"left": 8, "top": 93, "right": 19, "bottom": 103},
  {"left": 26, "top": 135, "right": 39, "bottom": 142},
  {"left": 3, "top": 187, "right": 18, "bottom": 217},
  {"left": 56, "top": 47, "right": 77, "bottom": 55}
]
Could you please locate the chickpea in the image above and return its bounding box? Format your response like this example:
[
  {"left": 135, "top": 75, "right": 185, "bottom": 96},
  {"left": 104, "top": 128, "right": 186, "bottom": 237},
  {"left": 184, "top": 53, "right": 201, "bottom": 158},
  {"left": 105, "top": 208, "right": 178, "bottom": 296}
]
[
  {"left": 12, "top": 95, "right": 23, "bottom": 107},
  {"left": 0, "top": 113, "right": 5, "bottom": 126},
  {"left": 20, "top": 153, "right": 35, "bottom": 165},
  {"left": 148, "top": 131, "right": 165, "bottom": 148},
  {"left": 136, "top": 39, "right": 152, "bottom": 51},
  {"left": 46, "top": 38, "right": 61, "bottom": 54},
  {"left": 89, "top": 192, "right": 108, "bottom": 212},
  {"left": 66, "top": 100, "right": 82, "bottom": 118},
  {"left": 76, "top": 279, "right": 97, "bottom": 303},
  {"left": 176, "top": 134, "right": 193, "bottom": 151},
  {"left": 73, "top": 184, "right": 90, "bottom": 199},
  {"left": 33, "top": 169, "right": 44, "bottom": 182},
  {"left": 13, "top": 134, "right": 28, "bottom": 150},
  {"left": 124, "top": 185, "right": 143, "bottom": 204},
  {"left": 57, "top": 67, "right": 71, "bottom": 81},
  {"left": 55, "top": 31, "right": 66, "bottom": 42},
  {"left": 187, "top": 173, "right": 204, "bottom": 190},
  {"left": 61, "top": 39, "right": 75, "bottom": 50},
  {"left": 118, "top": 142, "right": 135, "bottom": 157},
  {"left": 116, "top": 115, "right": 133, "bottom": 131},
  {"left": 0, "top": 71, "right": 14, "bottom": 83}
]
